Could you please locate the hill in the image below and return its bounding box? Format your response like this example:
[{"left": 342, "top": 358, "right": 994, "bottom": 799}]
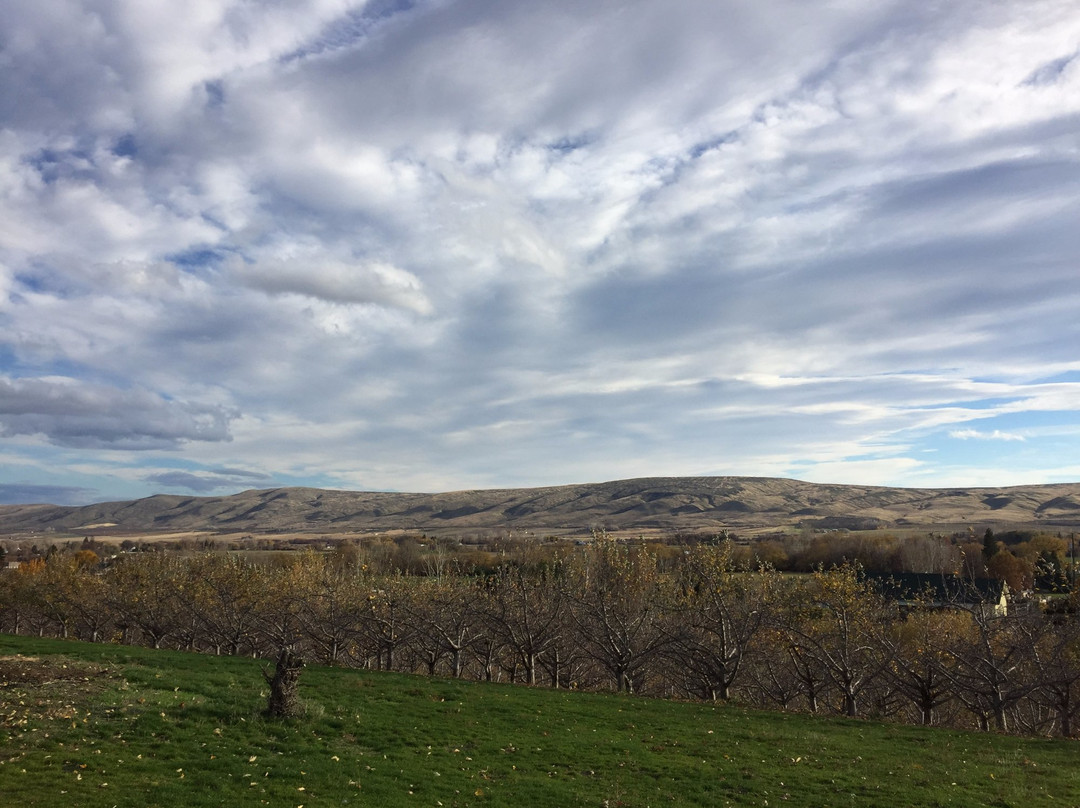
[{"left": 3, "top": 476, "right": 1080, "bottom": 537}]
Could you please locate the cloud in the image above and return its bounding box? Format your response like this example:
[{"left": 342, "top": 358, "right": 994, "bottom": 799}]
[
  {"left": 0, "top": 377, "right": 235, "bottom": 449},
  {"left": 0, "top": 483, "right": 98, "bottom": 506},
  {"left": 1022, "top": 51, "right": 1078, "bottom": 86},
  {"left": 143, "top": 470, "right": 257, "bottom": 493},
  {"left": 232, "top": 257, "right": 433, "bottom": 314},
  {"left": 205, "top": 466, "right": 271, "bottom": 481},
  {"left": 1, "top": 0, "right": 1079, "bottom": 502},
  {"left": 949, "top": 429, "right": 1027, "bottom": 442}
]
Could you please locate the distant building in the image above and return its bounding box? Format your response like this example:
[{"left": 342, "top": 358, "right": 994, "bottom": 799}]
[{"left": 867, "top": 572, "right": 1009, "bottom": 618}]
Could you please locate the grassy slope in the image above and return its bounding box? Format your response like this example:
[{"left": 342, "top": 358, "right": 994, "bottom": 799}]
[{"left": 1, "top": 634, "right": 1077, "bottom": 808}]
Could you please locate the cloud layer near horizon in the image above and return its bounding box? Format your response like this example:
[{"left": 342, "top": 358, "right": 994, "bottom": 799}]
[{"left": 2, "top": 0, "right": 1080, "bottom": 504}]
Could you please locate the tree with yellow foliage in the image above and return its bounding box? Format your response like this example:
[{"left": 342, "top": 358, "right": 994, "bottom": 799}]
[
  {"left": 563, "top": 538, "right": 673, "bottom": 694},
  {"left": 668, "top": 544, "right": 778, "bottom": 701},
  {"left": 782, "top": 564, "right": 891, "bottom": 718}
]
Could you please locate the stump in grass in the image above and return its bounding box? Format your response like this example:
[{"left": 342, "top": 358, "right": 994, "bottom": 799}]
[{"left": 263, "top": 648, "right": 304, "bottom": 718}]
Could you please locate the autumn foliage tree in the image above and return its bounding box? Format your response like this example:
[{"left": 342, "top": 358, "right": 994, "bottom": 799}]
[
  {"left": 564, "top": 539, "right": 672, "bottom": 693},
  {"left": 883, "top": 608, "right": 967, "bottom": 726},
  {"left": 781, "top": 564, "right": 891, "bottom": 717},
  {"left": 668, "top": 544, "right": 777, "bottom": 701},
  {"left": 485, "top": 562, "right": 566, "bottom": 686}
]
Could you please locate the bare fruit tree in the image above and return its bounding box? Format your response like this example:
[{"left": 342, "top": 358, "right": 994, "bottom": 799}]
[{"left": 264, "top": 648, "right": 304, "bottom": 718}]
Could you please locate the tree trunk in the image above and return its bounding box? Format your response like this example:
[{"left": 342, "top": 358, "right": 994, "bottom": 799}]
[
  {"left": 920, "top": 698, "right": 934, "bottom": 726},
  {"left": 993, "top": 702, "right": 1008, "bottom": 733},
  {"left": 264, "top": 649, "right": 304, "bottom": 718},
  {"left": 844, "top": 692, "right": 857, "bottom": 717},
  {"left": 526, "top": 653, "right": 537, "bottom": 686}
]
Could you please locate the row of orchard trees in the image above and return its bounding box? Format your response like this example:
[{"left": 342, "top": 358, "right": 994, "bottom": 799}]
[{"left": 2, "top": 541, "right": 1079, "bottom": 737}]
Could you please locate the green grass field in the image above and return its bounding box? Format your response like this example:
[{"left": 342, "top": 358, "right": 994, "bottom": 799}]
[{"left": 1, "top": 634, "right": 1077, "bottom": 807}]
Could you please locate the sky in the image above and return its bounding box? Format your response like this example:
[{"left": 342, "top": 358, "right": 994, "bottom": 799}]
[{"left": 2, "top": 0, "right": 1080, "bottom": 506}]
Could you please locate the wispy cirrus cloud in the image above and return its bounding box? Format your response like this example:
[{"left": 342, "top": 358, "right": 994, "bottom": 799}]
[{"left": 950, "top": 429, "right": 1027, "bottom": 442}]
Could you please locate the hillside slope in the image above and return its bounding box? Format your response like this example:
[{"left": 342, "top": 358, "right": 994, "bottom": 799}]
[{"left": 3, "top": 476, "right": 1080, "bottom": 536}]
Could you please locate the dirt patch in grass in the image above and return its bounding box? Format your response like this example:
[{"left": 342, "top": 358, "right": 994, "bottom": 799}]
[
  {"left": 0, "top": 655, "right": 122, "bottom": 726},
  {"left": 0, "top": 654, "right": 110, "bottom": 686}
]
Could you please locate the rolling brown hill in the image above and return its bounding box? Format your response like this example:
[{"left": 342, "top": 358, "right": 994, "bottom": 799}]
[{"left": 3, "top": 477, "right": 1080, "bottom": 537}]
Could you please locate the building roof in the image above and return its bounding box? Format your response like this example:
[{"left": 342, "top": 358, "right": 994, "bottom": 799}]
[{"left": 866, "top": 572, "right": 1006, "bottom": 605}]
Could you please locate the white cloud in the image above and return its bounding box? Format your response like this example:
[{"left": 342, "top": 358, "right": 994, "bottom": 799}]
[
  {"left": 950, "top": 429, "right": 1027, "bottom": 442},
  {"left": 232, "top": 256, "right": 433, "bottom": 314}
]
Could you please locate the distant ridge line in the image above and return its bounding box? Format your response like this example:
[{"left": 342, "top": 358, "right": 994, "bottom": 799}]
[{"left": 3, "top": 476, "right": 1080, "bottom": 536}]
